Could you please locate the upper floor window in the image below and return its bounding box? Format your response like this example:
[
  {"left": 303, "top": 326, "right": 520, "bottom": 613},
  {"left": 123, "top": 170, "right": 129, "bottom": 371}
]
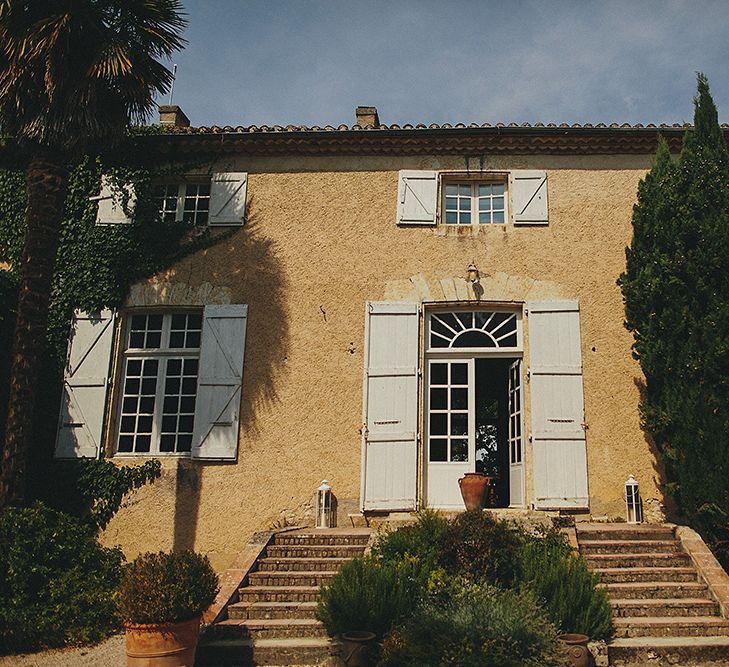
[
  {"left": 444, "top": 181, "right": 506, "bottom": 225},
  {"left": 153, "top": 182, "right": 211, "bottom": 225}
]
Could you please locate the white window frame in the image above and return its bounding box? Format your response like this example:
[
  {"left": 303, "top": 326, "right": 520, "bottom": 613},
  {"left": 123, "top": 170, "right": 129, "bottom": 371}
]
[
  {"left": 154, "top": 181, "right": 211, "bottom": 225},
  {"left": 426, "top": 307, "right": 523, "bottom": 355},
  {"left": 114, "top": 309, "right": 203, "bottom": 457},
  {"left": 441, "top": 175, "right": 509, "bottom": 226}
]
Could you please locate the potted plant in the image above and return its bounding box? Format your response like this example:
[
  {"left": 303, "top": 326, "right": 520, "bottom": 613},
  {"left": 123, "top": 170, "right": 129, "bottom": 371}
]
[{"left": 117, "top": 550, "right": 219, "bottom": 667}]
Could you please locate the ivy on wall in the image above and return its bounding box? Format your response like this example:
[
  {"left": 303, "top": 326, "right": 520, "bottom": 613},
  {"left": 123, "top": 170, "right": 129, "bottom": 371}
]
[{"left": 0, "top": 127, "right": 224, "bottom": 511}]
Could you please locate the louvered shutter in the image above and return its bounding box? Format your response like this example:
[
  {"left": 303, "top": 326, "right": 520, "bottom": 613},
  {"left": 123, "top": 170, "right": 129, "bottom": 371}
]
[
  {"left": 209, "top": 172, "right": 248, "bottom": 225},
  {"left": 55, "top": 310, "right": 116, "bottom": 458},
  {"left": 361, "top": 301, "right": 419, "bottom": 510},
  {"left": 95, "top": 177, "right": 134, "bottom": 225},
  {"left": 397, "top": 170, "right": 438, "bottom": 225},
  {"left": 191, "top": 304, "right": 248, "bottom": 460},
  {"left": 512, "top": 170, "right": 548, "bottom": 225},
  {"left": 528, "top": 300, "right": 589, "bottom": 509}
]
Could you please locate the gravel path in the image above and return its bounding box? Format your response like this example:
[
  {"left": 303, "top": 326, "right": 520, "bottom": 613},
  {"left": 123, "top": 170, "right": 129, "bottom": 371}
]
[{"left": 0, "top": 635, "right": 125, "bottom": 666}]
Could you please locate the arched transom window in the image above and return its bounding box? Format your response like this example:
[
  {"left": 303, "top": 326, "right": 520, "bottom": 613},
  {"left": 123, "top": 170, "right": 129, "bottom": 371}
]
[{"left": 429, "top": 310, "right": 520, "bottom": 349}]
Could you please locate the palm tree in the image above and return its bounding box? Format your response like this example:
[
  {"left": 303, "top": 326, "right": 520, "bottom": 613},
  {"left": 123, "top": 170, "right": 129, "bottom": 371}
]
[{"left": 0, "top": 0, "right": 186, "bottom": 509}]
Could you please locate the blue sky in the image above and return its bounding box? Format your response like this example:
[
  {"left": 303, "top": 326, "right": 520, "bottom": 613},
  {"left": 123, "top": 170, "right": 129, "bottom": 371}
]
[{"left": 162, "top": 0, "right": 729, "bottom": 128}]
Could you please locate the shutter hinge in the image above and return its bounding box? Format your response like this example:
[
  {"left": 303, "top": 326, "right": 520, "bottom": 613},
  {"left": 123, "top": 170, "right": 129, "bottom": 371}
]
[{"left": 526, "top": 366, "right": 531, "bottom": 379}]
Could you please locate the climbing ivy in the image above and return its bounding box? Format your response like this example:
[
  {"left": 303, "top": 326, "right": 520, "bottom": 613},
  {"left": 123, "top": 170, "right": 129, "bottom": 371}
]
[{"left": 0, "top": 127, "right": 225, "bottom": 511}]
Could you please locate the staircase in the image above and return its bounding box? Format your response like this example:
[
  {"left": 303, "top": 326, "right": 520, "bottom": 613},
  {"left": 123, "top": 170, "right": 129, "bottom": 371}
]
[
  {"left": 577, "top": 523, "right": 729, "bottom": 666},
  {"left": 196, "top": 528, "right": 370, "bottom": 666}
]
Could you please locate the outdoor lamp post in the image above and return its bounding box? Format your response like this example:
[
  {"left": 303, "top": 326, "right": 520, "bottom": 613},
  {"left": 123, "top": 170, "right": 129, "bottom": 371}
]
[
  {"left": 625, "top": 474, "right": 643, "bottom": 524},
  {"left": 315, "top": 480, "right": 334, "bottom": 529}
]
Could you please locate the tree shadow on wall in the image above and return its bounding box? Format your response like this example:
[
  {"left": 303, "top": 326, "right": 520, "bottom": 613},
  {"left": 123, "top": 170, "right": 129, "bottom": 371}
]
[{"left": 163, "top": 207, "right": 290, "bottom": 552}]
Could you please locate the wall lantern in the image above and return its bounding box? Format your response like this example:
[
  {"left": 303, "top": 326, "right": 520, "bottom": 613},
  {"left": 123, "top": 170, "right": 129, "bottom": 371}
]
[
  {"left": 624, "top": 474, "right": 643, "bottom": 524},
  {"left": 315, "top": 480, "right": 335, "bottom": 529},
  {"left": 466, "top": 262, "right": 480, "bottom": 284}
]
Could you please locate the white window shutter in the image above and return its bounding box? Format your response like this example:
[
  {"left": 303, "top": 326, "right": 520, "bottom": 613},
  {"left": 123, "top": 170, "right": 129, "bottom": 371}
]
[
  {"left": 191, "top": 304, "right": 248, "bottom": 461},
  {"left": 397, "top": 170, "right": 438, "bottom": 225},
  {"left": 209, "top": 172, "right": 248, "bottom": 225},
  {"left": 55, "top": 310, "right": 116, "bottom": 458},
  {"left": 361, "top": 301, "right": 419, "bottom": 510},
  {"left": 512, "top": 170, "right": 548, "bottom": 225},
  {"left": 94, "top": 176, "right": 134, "bottom": 225},
  {"left": 528, "top": 300, "right": 589, "bottom": 509}
]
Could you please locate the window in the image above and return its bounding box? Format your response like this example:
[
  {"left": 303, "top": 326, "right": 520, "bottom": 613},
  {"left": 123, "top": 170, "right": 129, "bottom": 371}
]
[
  {"left": 443, "top": 181, "right": 506, "bottom": 225},
  {"left": 116, "top": 311, "right": 202, "bottom": 455},
  {"left": 428, "top": 310, "right": 519, "bottom": 349},
  {"left": 153, "top": 182, "right": 210, "bottom": 225}
]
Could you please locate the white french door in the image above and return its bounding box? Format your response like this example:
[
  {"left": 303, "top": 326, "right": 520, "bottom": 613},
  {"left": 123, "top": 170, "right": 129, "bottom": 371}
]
[
  {"left": 508, "top": 359, "right": 525, "bottom": 507},
  {"left": 426, "top": 358, "right": 475, "bottom": 508}
]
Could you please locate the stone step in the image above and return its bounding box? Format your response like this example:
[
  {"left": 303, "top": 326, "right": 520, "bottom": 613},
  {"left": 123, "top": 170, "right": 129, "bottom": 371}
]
[
  {"left": 207, "top": 618, "right": 327, "bottom": 640},
  {"left": 238, "top": 585, "right": 320, "bottom": 603},
  {"left": 227, "top": 600, "right": 318, "bottom": 621},
  {"left": 603, "top": 581, "right": 709, "bottom": 599},
  {"left": 274, "top": 533, "right": 370, "bottom": 546},
  {"left": 579, "top": 539, "right": 681, "bottom": 555},
  {"left": 256, "top": 556, "right": 352, "bottom": 572},
  {"left": 611, "top": 598, "right": 720, "bottom": 618},
  {"left": 248, "top": 570, "right": 335, "bottom": 587},
  {"left": 266, "top": 544, "right": 366, "bottom": 559},
  {"left": 576, "top": 525, "right": 675, "bottom": 542},
  {"left": 584, "top": 552, "right": 691, "bottom": 569},
  {"left": 195, "top": 637, "right": 335, "bottom": 666},
  {"left": 613, "top": 617, "right": 729, "bottom": 638},
  {"left": 594, "top": 567, "right": 699, "bottom": 584},
  {"left": 608, "top": 636, "right": 729, "bottom": 667}
]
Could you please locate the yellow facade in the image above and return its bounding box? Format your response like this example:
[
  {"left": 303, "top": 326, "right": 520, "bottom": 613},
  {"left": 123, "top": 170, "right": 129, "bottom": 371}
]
[{"left": 100, "top": 150, "right": 664, "bottom": 572}]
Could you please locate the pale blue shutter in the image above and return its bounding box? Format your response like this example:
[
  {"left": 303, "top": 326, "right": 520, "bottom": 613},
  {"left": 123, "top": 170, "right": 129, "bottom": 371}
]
[
  {"left": 528, "top": 300, "right": 589, "bottom": 509},
  {"left": 209, "top": 172, "right": 248, "bottom": 225},
  {"left": 397, "top": 171, "right": 438, "bottom": 225},
  {"left": 361, "top": 301, "right": 420, "bottom": 510},
  {"left": 191, "top": 304, "right": 248, "bottom": 460},
  {"left": 94, "top": 177, "right": 134, "bottom": 225},
  {"left": 512, "top": 170, "right": 548, "bottom": 225},
  {"left": 55, "top": 310, "right": 116, "bottom": 458}
]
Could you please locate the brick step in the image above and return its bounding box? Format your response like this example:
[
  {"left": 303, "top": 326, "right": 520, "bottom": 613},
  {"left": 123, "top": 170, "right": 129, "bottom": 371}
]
[
  {"left": 256, "top": 557, "right": 352, "bottom": 572},
  {"left": 613, "top": 616, "right": 729, "bottom": 638},
  {"left": 195, "top": 637, "right": 335, "bottom": 666},
  {"left": 228, "top": 600, "right": 318, "bottom": 621},
  {"left": 274, "top": 533, "right": 370, "bottom": 546},
  {"left": 576, "top": 525, "right": 675, "bottom": 542},
  {"left": 608, "top": 636, "right": 729, "bottom": 667},
  {"left": 594, "top": 567, "right": 699, "bottom": 584},
  {"left": 248, "top": 570, "right": 335, "bottom": 587},
  {"left": 579, "top": 539, "right": 680, "bottom": 555},
  {"left": 603, "top": 581, "right": 709, "bottom": 599},
  {"left": 611, "top": 598, "right": 719, "bottom": 618},
  {"left": 266, "top": 544, "right": 366, "bottom": 559},
  {"left": 584, "top": 552, "right": 691, "bottom": 569},
  {"left": 238, "top": 585, "right": 320, "bottom": 603},
  {"left": 207, "top": 618, "right": 327, "bottom": 640}
]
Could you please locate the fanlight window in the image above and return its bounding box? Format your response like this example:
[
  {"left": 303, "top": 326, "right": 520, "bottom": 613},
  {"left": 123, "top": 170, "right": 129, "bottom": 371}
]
[{"left": 429, "top": 311, "right": 519, "bottom": 349}]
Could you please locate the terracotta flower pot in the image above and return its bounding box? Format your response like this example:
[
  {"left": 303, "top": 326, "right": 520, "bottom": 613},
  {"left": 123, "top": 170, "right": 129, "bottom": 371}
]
[
  {"left": 558, "top": 633, "right": 595, "bottom": 667},
  {"left": 124, "top": 616, "right": 201, "bottom": 667},
  {"left": 340, "top": 630, "right": 377, "bottom": 667},
  {"left": 458, "top": 472, "right": 490, "bottom": 510}
]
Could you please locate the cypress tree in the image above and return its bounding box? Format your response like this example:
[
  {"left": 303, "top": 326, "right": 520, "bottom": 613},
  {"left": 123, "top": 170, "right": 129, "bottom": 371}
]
[{"left": 619, "top": 74, "right": 729, "bottom": 567}]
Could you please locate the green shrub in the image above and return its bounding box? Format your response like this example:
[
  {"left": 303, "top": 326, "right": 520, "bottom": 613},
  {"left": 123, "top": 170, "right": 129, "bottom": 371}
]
[
  {"left": 371, "top": 509, "right": 450, "bottom": 569},
  {"left": 518, "top": 528, "right": 613, "bottom": 640},
  {"left": 439, "top": 510, "right": 521, "bottom": 587},
  {"left": 379, "top": 584, "right": 563, "bottom": 667},
  {"left": 117, "top": 550, "right": 219, "bottom": 625},
  {"left": 316, "top": 556, "right": 426, "bottom": 639},
  {"left": 0, "top": 503, "right": 124, "bottom": 651}
]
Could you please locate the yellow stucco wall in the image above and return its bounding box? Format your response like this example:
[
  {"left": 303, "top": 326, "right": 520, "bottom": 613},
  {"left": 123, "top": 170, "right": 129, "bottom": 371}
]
[{"left": 101, "top": 153, "right": 665, "bottom": 571}]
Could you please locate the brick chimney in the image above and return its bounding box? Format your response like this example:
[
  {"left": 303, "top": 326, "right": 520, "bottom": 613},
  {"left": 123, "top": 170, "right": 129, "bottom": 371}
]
[
  {"left": 355, "top": 106, "right": 379, "bottom": 128},
  {"left": 158, "top": 104, "right": 190, "bottom": 127}
]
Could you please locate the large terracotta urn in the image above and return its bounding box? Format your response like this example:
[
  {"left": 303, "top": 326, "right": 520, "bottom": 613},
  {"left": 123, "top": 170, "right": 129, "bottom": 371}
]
[
  {"left": 125, "top": 616, "right": 201, "bottom": 666},
  {"left": 558, "top": 633, "right": 595, "bottom": 667},
  {"left": 458, "top": 472, "right": 490, "bottom": 510}
]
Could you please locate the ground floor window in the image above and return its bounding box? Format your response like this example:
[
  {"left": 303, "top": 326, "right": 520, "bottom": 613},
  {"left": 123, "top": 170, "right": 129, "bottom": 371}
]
[{"left": 116, "top": 311, "right": 202, "bottom": 454}]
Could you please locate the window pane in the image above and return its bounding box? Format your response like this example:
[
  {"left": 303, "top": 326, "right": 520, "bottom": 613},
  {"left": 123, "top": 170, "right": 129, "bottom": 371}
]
[
  {"left": 429, "top": 439, "right": 447, "bottom": 462},
  {"left": 479, "top": 198, "right": 492, "bottom": 211},
  {"left": 445, "top": 184, "right": 458, "bottom": 196},
  {"left": 460, "top": 212, "right": 471, "bottom": 224},
  {"left": 478, "top": 184, "right": 492, "bottom": 197},
  {"left": 458, "top": 184, "right": 470, "bottom": 196},
  {"left": 451, "top": 439, "right": 468, "bottom": 462},
  {"left": 493, "top": 210, "right": 504, "bottom": 223},
  {"left": 451, "top": 363, "right": 468, "bottom": 385},
  {"left": 430, "top": 388, "right": 447, "bottom": 410},
  {"left": 445, "top": 211, "right": 457, "bottom": 224},
  {"left": 479, "top": 212, "right": 491, "bottom": 224},
  {"left": 461, "top": 198, "right": 471, "bottom": 211},
  {"left": 493, "top": 196, "right": 504, "bottom": 210},
  {"left": 430, "top": 413, "right": 447, "bottom": 435},
  {"left": 169, "top": 332, "right": 185, "bottom": 348},
  {"left": 451, "top": 413, "right": 468, "bottom": 436},
  {"left": 431, "top": 363, "right": 447, "bottom": 385},
  {"left": 492, "top": 183, "right": 505, "bottom": 195},
  {"left": 451, "top": 388, "right": 468, "bottom": 410}
]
